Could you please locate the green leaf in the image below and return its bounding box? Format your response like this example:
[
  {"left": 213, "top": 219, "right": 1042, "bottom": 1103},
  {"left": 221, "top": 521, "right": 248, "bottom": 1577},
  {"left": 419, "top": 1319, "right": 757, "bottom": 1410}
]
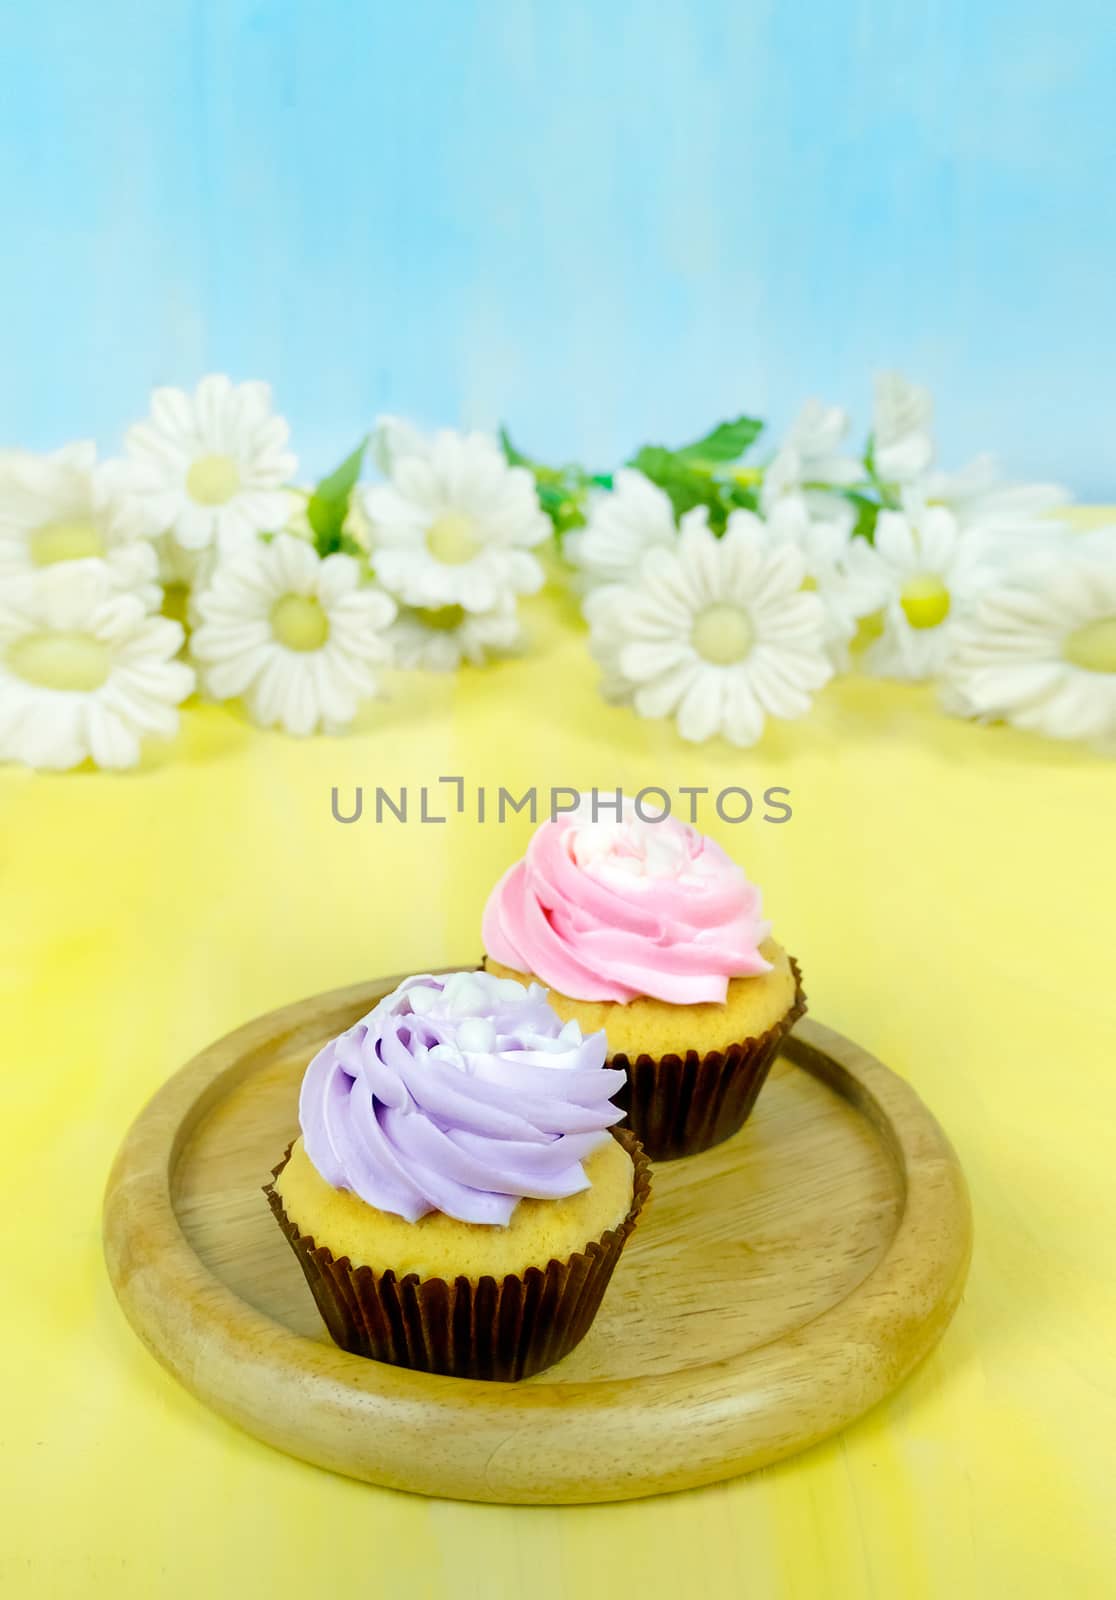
[
  {"left": 675, "top": 415, "right": 764, "bottom": 466},
  {"left": 629, "top": 446, "right": 727, "bottom": 527},
  {"left": 310, "top": 439, "right": 366, "bottom": 519},
  {"left": 500, "top": 425, "right": 563, "bottom": 485},
  {"left": 861, "top": 434, "right": 900, "bottom": 510},
  {"left": 308, "top": 438, "right": 367, "bottom": 556},
  {"left": 500, "top": 425, "right": 598, "bottom": 540},
  {"left": 843, "top": 489, "right": 881, "bottom": 544},
  {"left": 724, "top": 479, "right": 760, "bottom": 514},
  {"left": 536, "top": 482, "right": 587, "bottom": 538},
  {"left": 498, "top": 425, "right": 531, "bottom": 469}
]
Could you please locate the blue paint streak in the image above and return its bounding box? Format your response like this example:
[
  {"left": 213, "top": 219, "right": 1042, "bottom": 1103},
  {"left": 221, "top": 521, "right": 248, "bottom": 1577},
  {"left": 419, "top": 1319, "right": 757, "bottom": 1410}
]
[{"left": 1, "top": 0, "right": 1113, "bottom": 494}]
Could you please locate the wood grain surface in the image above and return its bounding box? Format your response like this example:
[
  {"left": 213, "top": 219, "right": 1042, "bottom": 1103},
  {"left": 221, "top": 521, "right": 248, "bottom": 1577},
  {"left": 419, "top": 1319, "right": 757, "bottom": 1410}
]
[{"left": 102, "top": 972, "right": 972, "bottom": 1505}]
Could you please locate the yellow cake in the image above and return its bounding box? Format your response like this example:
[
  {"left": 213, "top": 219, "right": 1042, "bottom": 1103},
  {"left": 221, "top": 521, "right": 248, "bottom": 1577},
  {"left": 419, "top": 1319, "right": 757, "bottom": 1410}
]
[
  {"left": 274, "top": 1132, "right": 635, "bottom": 1281},
  {"left": 485, "top": 937, "right": 797, "bottom": 1059}
]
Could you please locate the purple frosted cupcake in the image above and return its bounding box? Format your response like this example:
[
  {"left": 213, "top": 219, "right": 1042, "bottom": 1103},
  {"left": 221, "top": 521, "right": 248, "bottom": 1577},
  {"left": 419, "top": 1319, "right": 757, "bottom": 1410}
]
[{"left": 266, "top": 970, "right": 650, "bottom": 1380}]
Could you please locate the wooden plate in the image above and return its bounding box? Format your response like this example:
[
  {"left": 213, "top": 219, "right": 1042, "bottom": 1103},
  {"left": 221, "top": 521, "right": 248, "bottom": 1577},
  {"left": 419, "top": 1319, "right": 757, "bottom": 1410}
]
[{"left": 103, "top": 972, "right": 972, "bottom": 1505}]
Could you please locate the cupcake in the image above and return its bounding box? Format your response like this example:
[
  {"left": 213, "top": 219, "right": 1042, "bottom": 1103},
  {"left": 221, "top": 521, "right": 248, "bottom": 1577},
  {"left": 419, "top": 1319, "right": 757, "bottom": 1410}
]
[
  {"left": 482, "top": 801, "right": 805, "bottom": 1160},
  {"left": 265, "top": 970, "right": 649, "bottom": 1380}
]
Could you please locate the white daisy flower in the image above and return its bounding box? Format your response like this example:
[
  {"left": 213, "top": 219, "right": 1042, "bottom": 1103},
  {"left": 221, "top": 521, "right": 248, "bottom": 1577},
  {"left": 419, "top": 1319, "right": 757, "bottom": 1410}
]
[
  {"left": 850, "top": 500, "right": 992, "bottom": 681},
  {"left": 0, "top": 442, "right": 159, "bottom": 605},
  {"left": 190, "top": 533, "right": 396, "bottom": 736},
  {"left": 872, "top": 374, "right": 1070, "bottom": 552},
  {"left": 873, "top": 371, "right": 934, "bottom": 483},
  {"left": 766, "top": 497, "right": 886, "bottom": 666},
  {"left": 915, "top": 453, "right": 1070, "bottom": 565},
  {"left": 760, "top": 398, "right": 862, "bottom": 519},
  {"left": 387, "top": 596, "right": 521, "bottom": 672},
  {"left": 363, "top": 430, "right": 549, "bottom": 613},
  {"left": 0, "top": 564, "right": 193, "bottom": 770},
  {"left": 586, "top": 510, "right": 832, "bottom": 747},
  {"left": 922, "top": 453, "right": 1067, "bottom": 528},
  {"left": 122, "top": 374, "right": 297, "bottom": 554},
  {"left": 564, "top": 469, "right": 678, "bottom": 591},
  {"left": 149, "top": 529, "right": 218, "bottom": 601},
  {"left": 369, "top": 414, "right": 431, "bottom": 477},
  {"left": 945, "top": 527, "right": 1116, "bottom": 747}
]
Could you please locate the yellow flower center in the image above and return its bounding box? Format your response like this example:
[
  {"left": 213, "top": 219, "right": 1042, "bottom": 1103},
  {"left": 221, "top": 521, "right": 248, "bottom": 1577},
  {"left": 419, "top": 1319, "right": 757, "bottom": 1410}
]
[
  {"left": 900, "top": 574, "right": 951, "bottom": 630},
  {"left": 1063, "top": 616, "right": 1116, "bottom": 674},
  {"left": 852, "top": 609, "right": 885, "bottom": 650},
  {"left": 801, "top": 574, "right": 818, "bottom": 592},
  {"left": 161, "top": 583, "right": 190, "bottom": 629},
  {"left": 418, "top": 604, "right": 466, "bottom": 632},
  {"left": 8, "top": 631, "right": 111, "bottom": 691},
  {"left": 186, "top": 454, "right": 241, "bottom": 506},
  {"left": 425, "top": 512, "right": 481, "bottom": 566},
  {"left": 691, "top": 604, "right": 754, "bottom": 665},
  {"left": 30, "top": 518, "right": 105, "bottom": 566},
  {"left": 271, "top": 594, "right": 329, "bottom": 652}
]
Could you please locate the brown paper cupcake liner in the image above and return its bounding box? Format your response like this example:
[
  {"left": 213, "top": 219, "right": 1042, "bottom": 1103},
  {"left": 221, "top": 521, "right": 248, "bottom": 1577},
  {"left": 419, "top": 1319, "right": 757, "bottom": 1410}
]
[
  {"left": 611, "top": 956, "right": 806, "bottom": 1162},
  {"left": 263, "top": 1127, "right": 651, "bottom": 1381}
]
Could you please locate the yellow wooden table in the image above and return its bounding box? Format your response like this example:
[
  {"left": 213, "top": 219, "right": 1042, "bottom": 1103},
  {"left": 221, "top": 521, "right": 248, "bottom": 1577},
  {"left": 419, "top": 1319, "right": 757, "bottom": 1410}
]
[{"left": 2, "top": 525, "right": 1114, "bottom": 1598}]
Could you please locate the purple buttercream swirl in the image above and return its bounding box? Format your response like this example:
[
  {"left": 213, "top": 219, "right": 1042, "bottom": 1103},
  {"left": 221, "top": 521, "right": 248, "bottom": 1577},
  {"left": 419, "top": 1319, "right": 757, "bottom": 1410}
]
[{"left": 298, "top": 970, "right": 626, "bottom": 1225}]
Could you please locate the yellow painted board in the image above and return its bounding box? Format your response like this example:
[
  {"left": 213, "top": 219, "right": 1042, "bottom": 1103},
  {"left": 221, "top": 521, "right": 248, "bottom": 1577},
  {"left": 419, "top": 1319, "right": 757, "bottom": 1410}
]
[{"left": 1, "top": 510, "right": 1114, "bottom": 1597}]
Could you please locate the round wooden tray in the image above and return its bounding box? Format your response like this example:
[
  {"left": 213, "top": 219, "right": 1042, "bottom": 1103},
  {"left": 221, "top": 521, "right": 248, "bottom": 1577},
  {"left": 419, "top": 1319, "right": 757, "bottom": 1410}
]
[{"left": 103, "top": 971, "right": 972, "bottom": 1505}]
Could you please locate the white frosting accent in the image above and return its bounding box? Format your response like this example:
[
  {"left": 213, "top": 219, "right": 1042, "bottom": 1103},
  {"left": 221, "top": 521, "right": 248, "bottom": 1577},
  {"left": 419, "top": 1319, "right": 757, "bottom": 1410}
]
[{"left": 568, "top": 800, "right": 712, "bottom": 886}]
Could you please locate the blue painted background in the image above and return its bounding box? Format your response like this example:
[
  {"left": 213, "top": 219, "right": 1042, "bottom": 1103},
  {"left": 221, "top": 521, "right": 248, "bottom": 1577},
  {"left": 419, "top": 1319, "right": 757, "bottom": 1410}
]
[{"left": 1, "top": 1, "right": 1113, "bottom": 494}]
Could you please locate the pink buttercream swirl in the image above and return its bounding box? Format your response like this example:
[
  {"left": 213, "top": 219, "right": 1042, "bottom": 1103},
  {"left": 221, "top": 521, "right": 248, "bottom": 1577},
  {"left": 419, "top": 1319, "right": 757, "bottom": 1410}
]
[{"left": 482, "top": 804, "right": 772, "bottom": 1004}]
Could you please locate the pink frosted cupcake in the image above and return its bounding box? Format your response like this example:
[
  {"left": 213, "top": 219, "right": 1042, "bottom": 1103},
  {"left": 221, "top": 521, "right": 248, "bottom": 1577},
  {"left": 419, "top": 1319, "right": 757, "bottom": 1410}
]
[{"left": 482, "top": 803, "right": 805, "bottom": 1159}]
